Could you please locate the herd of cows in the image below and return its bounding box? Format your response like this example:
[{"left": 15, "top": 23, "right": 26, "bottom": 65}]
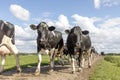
[{"left": 0, "top": 20, "right": 99, "bottom": 76}]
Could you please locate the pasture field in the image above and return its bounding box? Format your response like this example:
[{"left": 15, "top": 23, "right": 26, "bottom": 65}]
[
  {"left": 0, "top": 54, "right": 50, "bottom": 71},
  {"left": 90, "top": 55, "right": 120, "bottom": 80}
]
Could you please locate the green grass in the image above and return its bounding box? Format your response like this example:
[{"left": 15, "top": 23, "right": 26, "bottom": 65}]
[
  {"left": 90, "top": 56, "right": 120, "bottom": 80},
  {"left": 0, "top": 54, "right": 50, "bottom": 71}
]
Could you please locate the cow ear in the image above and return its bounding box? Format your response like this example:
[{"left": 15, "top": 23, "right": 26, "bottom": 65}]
[
  {"left": 65, "top": 30, "right": 70, "bottom": 34},
  {"left": 30, "top": 24, "right": 37, "bottom": 30},
  {"left": 48, "top": 26, "right": 55, "bottom": 31},
  {"left": 82, "top": 30, "right": 89, "bottom": 35}
]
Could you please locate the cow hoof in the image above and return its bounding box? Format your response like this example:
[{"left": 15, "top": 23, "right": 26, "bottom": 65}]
[
  {"left": 78, "top": 68, "right": 82, "bottom": 72},
  {"left": 49, "top": 69, "right": 54, "bottom": 73},
  {"left": 71, "top": 71, "right": 75, "bottom": 74},
  {"left": 88, "top": 65, "right": 91, "bottom": 68},
  {"left": 17, "top": 68, "right": 22, "bottom": 73},
  {"left": 34, "top": 72, "right": 40, "bottom": 76},
  {"left": 61, "top": 63, "right": 64, "bottom": 66}
]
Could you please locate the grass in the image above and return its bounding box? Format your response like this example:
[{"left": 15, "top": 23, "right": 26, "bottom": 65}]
[
  {"left": 104, "top": 56, "right": 120, "bottom": 67},
  {"left": 90, "top": 56, "right": 120, "bottom": 80},
  {"left": 0, "top": 54, "right": 50, "bottom": 71}
]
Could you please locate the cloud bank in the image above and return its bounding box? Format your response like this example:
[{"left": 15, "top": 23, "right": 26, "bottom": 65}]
[{"left": 15, "top": 14, "right": 120, "bottom": 53}]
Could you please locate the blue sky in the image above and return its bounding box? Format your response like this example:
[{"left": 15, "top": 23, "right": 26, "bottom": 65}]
[{"left": 0, "top": 0, "right": 120, "bottom": 53}]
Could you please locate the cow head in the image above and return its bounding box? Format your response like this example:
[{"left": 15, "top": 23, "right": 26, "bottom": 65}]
[
  {"left": 65, "top": 26, "right": 90, "bottom": 48},
  {"left": 65, "top": 26, "right": 82, "bottom": 48},
  {"left": 30, "top": 22, "right": 55, "bottom": 45}
]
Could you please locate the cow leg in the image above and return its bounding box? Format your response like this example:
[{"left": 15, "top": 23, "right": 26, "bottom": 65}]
[
  {"left": 78, "top": 54, "right": 82, "bottom": 72},
  {"left": 78, "top": 53, "right": 85, "bottom": 72},
  {"left": 56, "top": 49, "right": 64, "bottom": 66},
  {"left": 0, "top": 55, "right": 6, "bottom": 73},
  {"left": 88, "top": 49, "right": 92, "bottom": 68},
  {"left": 35, "top": 52, "right": 42, "bottom": 76},
  {"left": 71, "top": 55, "right": 75, "bottom": 73},
  {"left": 11, "top": 45, "right": 22, "bottom": 73},
  {"left": 57, "top": 56, "right": 64, "bottom": 66},
  {"left": 88, "top": 55, "right": 92, "bottom": 68},
  {"left": 81, "top": 58, "right": 85, "bottom": 68},
  {"left": 14, "top": 54, "right": 22, "bottom": 72},
  {"left": 49, "top": 48, "right": 55, "bottom": 72}
]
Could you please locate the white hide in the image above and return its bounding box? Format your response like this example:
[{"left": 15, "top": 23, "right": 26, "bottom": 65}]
[
  {"left": 72, "top": 58, "right": 75, "bottom": 72},
  {"left": 45, "top": 49, "right": 49, "bottom": 55},
  {"left": 51, "top": 31, "right": 55, "bottom": 36}
]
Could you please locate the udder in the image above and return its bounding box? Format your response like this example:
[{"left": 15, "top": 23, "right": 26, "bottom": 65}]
[{"left": 0, "top": 46, "right": 11, "bottom": 55}]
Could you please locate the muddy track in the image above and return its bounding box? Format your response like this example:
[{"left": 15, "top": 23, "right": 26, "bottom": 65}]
[{"left": 0, "top": 56, "right": 102, "bottom": 80}]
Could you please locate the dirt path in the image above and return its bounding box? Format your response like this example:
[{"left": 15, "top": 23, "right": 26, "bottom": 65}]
[{"left": 0, "top": 56, "right": 102, "bottom": 80}]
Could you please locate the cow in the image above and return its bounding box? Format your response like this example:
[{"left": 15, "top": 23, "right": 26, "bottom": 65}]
[
  {"left": 91, "top": 46, "right": 99, "bottom": 60},
  {"left": 30, "top": 22, "right": 64, "bottom": 75},
  {"left": 0, "top": 20, "right": 21, "bottom": 73},
  {"left": 65, "top": 26, "right": 92, "bottom": 73}
]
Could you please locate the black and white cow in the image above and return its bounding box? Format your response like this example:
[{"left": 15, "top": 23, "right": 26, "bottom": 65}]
[
  {"left": 0, "top": 20, "right": 21, "bottom": 73},
  {"left": 30, "top": 22, "right": 64, "bottom": 75},
  {"left": 91, "top": 46, "right": 99, "bottom": 60},
  {"left": 65, "top": 26, "right": 92, "bottom": 73}
]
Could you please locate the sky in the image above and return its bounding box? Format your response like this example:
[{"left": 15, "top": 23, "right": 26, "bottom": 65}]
[{"left": 0, "top": 0, "right": 120, "bottom": 53}]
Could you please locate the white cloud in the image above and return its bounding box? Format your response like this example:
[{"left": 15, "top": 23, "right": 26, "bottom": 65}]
[
  {"left": 54, "top": 15, "right": 71, "bottom": 30},
  {"left": 42, "top": 12, "right": 51, "bottom": 18},
  {"left": 71, "top": 14, "right": 99, "bottom": 33},
  {"left": 31, "top": 12, "right": 52, "bottom": 22},
  {"left": 94, "top": 0, "right": 120, "bottom": 9},
  {"left": 102, "top": 0, "right": 120, "bottom": 7},
  {"left": 94, "top": 0, "right": 101, "bottom": 9},
  {"left": 10, "top": 4, "right": 30, "bottom": 21},
  {"left": 98, "top": 18, "right": 120, "bottom": 29}
]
